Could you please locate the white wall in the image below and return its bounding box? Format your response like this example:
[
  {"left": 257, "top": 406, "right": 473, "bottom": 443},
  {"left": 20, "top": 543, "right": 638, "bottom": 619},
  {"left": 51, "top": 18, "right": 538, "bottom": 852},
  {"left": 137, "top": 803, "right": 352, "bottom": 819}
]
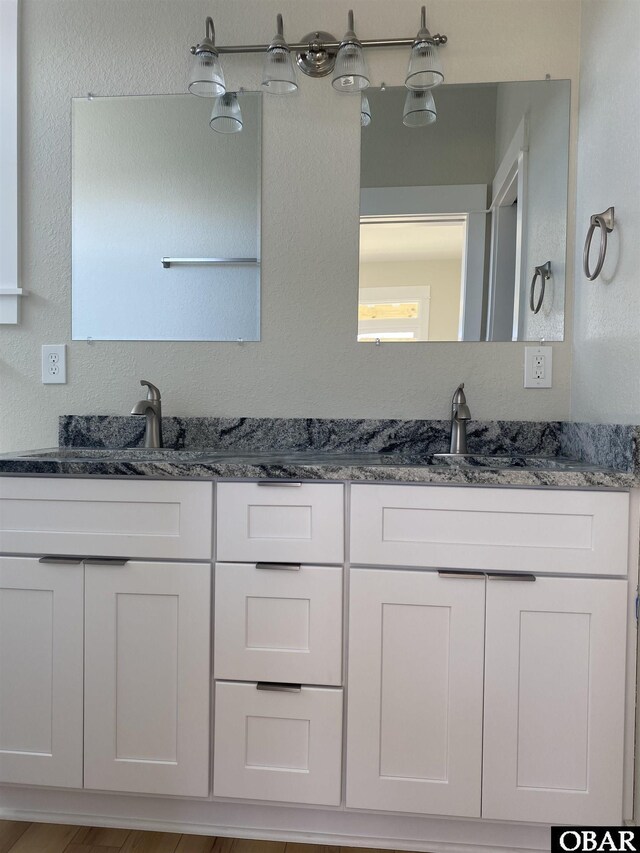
[
  {"left": 570, "top": 0, "right": 640, "bottom": 423},
  {"left": 0, "top": 0, "right": 581, "bottom": 452}
]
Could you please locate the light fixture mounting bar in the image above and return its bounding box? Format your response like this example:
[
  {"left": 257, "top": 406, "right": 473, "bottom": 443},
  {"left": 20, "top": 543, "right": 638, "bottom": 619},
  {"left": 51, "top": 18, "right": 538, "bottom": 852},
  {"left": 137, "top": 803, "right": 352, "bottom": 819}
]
[{"left": 215, "top": 34, "right": 448, "bottom": 55}]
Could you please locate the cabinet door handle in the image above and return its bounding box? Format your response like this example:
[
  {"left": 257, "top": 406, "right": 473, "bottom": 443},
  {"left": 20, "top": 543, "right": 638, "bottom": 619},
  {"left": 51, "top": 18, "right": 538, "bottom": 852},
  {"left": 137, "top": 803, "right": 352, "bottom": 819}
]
[
  {"left": 438, "top": 570, "right": 485, "bottom": 579},
  {"left": 487, "top": 572, "right": 536, "bottom": 582},
  {"left": 257, "top": 481, "right": 302, "bottom": 487},
  {"left": 39, "top": 556, "right": 83, "bottom": 565},
  {"left": 84, "top": 557, "right": 129, "bottom": 566},
  {"left": 256, "top": 682, "right": 302, "bottom": 693},
  {"left": 256, "top": 562, "right": 301, "bottom": 571}
]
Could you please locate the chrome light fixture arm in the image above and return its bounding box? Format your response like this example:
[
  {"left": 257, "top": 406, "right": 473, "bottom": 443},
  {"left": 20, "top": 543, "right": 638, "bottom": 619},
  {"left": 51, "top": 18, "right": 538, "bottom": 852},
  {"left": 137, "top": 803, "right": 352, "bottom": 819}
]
[{"left": 191, "top": 16, "right": 216, "bottom": 57}]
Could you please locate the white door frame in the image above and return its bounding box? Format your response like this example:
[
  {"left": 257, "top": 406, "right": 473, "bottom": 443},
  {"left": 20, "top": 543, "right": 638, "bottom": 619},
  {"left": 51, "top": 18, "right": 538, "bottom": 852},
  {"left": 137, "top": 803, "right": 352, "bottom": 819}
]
[{"left": 486, "top": 117, "right": 529, "bottom": 341}]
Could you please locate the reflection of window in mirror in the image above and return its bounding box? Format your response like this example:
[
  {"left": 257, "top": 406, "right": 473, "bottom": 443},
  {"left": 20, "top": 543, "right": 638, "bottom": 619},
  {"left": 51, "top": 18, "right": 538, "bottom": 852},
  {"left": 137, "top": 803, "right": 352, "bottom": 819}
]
[{"left": 358, "top": 216, "right": 466, "bottom": 342}]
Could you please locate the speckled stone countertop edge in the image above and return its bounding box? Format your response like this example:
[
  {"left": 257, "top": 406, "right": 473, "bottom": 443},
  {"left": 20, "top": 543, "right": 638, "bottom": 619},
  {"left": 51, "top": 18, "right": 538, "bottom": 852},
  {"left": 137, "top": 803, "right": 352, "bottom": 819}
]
[{"left": 0, "top": 458, "right": 635, "bottom": 489}]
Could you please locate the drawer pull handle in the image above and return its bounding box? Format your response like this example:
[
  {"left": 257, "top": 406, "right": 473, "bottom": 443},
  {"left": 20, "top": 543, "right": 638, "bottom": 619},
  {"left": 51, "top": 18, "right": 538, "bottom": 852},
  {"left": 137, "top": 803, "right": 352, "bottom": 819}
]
[
  {"left": 84, "top": 557, "right": 129, "bottom": 566},
  {"left": 256, "top": 682, "right": 302, "bottom": 693},
  {"left": 438, "top": 570, "right": 485, "bottom": 580},
  {"left": 256, "top": 562, "right": 302, "bottom": 571},
  {"left": 487, "top": 572, "right": 536, "bottom": 582},
  {"left": 39, "top": 556, "right": 83, "bottom": 565},
  {"left": 256, "top": 481, "right": 303, "bottom": 487}
]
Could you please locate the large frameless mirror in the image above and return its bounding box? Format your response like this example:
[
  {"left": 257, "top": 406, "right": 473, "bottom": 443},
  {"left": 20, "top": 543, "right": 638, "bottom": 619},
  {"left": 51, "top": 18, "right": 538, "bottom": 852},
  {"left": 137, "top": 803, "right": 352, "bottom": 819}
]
[
  {"left": 72, "top": 93, "right": 261, "bottom": 341},
  {"left": 358, "top": 79, "right": 570, "bottom": 342}
]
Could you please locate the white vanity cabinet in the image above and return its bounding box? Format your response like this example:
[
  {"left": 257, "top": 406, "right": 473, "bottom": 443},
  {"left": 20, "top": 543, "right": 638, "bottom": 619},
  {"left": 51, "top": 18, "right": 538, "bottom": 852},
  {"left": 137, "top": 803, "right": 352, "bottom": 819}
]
[
  {"left": 0, "top": 478, "right": 213, "bottom": 797},
  {"left": 347, "top": 484, "right": 630, "bottom": 826},
  {"left": 213, "top": 482, "right": 345, "bottom": 806}
]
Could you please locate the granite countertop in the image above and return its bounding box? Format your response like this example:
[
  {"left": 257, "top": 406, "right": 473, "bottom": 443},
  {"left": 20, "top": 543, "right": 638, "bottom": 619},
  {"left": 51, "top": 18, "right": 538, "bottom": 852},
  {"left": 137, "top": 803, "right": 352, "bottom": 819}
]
[
  {"left": 0, "top": 455, "right": 633, "bottom": 488},
  {"left": 0, "top": 416, "right": 637, "bottom": 489}
]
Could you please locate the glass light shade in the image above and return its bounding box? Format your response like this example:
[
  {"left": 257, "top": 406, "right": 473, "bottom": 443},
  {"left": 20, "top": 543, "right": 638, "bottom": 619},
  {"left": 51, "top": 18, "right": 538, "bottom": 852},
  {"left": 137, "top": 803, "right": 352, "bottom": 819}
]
[
  {"left": 332, "top": 41, "right": 370, "bottom": 93},
  {"left": 361, "top": 94, "right": 372, "bottom": 126},
  {"left": 188, "top": 50, "right": 226, "bottom": 97},
  {"left": 403, "top": 88, "right": 437, "bottom": 127},
  {"left": 405, "top": 39, "right": 444, "bottom": 90},
  {"left": 209, "top": 92, "right": 243, "bottom": 133},
  {"left": 262, "top": 46, "right": 298, "bottom": 93}
]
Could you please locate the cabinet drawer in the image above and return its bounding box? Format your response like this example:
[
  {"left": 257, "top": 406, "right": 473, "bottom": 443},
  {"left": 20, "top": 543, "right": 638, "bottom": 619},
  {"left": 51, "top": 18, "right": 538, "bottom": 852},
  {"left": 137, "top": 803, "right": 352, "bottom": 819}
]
[
  {"left": 0, "top": 477, "right": 213, "bottom": 560},
  {"left": 216, "top": 482, "right": 344, "bottom": 564},
  {"left": 351, "top": 485, "right": 629, "bottom": 576},
  {"left": 215, "top": 562, "right": 342, "bottom": 685},
  {"left": 214, "top": 681, "right": 342, "bottom": 805}
]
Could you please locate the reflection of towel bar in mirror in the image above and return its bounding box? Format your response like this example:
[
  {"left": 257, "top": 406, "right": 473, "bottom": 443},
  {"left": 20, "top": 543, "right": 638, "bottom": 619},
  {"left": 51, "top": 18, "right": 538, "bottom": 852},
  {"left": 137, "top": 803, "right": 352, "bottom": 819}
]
[
  {"left": 161, "top": 257, "right": 260, "bottom": 268},
  {"left": 529, "top": 261, "right": 551, "bottom": 315}
]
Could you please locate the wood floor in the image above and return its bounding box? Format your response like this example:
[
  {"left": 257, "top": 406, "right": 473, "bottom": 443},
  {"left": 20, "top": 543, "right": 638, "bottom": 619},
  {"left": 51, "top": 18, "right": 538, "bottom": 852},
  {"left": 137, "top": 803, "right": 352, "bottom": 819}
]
[{"left": 0, "top": 822, "right": 403, "bottom": 853}]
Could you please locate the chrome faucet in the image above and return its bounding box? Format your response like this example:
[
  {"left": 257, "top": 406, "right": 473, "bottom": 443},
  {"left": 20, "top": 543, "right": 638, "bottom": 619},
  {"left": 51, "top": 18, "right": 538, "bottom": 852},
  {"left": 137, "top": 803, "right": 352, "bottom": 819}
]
[
  {"left": 131, "top": 380, "right": 163, "bottom": 448},
  {"left": 449, "top": 383, "right": 471, "bottom": 454}
]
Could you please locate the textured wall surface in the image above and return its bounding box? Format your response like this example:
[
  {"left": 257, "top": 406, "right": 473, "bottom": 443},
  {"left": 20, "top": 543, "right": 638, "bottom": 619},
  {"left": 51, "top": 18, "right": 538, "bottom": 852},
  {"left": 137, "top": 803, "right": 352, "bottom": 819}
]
[
  {"left": 0, "top": 0, "right": 581, "bottom": 452},
  {"left": 570, "top": 0, "right": 640, "bottom": 423}
]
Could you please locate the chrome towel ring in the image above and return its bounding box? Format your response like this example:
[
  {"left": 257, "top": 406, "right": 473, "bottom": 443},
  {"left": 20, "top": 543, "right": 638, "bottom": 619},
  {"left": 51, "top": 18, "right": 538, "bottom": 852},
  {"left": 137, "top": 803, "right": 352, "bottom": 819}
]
[
  {"left": 530, "top": 261, "right": 551, "bottom": 314},
  {"left": 583, "top": 206, "right": 614, "bottom": 281}
]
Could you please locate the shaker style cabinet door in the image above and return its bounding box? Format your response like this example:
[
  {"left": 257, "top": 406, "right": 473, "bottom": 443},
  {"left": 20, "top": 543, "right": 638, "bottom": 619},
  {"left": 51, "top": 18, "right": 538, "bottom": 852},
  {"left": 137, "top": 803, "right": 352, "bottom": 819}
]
[
  {"left": 482, "top": 575, "right": 627, "bottom": 825},
  {"left": 346, "top": 568, "right": 485, "bottom": 818},
  {"left": 84, "top": 561, "right": 211, "bottom": 797},
  {"left": 0, "top": 557, "right": 83, "bottom": 788}
]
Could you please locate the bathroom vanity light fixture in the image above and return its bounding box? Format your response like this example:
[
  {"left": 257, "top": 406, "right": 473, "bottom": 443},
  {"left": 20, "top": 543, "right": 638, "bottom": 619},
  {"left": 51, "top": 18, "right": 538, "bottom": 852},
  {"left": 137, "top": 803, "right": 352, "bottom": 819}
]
[
  {"left": 187, "top": 6, "right": 447, "bottom": 94},
  {"left": 209, "top": 92, "right": 243, "bottom": 133},
  {"left": 332, "top": 11, "right": 370, "bottom": 92},
  {"left": 402, "top": 87, "right": 437, "bottom": 126},
  {"left": 188, "top": 17, "right": 226, "bottom": 96},
  {"left": 360, "top": 94, "right": 372, "bottom": 126},
  {"left": 405, "top": 5, "right": 444, "bottom": 89},
  {"left": 262, "top": 14, "right": 298, "bottom": 93}
]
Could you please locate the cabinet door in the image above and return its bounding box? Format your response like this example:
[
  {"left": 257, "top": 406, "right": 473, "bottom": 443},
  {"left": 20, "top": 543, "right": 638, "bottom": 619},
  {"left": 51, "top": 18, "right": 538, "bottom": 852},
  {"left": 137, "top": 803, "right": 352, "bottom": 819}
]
[
  {"left": 346, "top": 568, "right": 485, "bottom": 817},
  {"left": 84, "top": 561, "right": 211, "bottom": 797},
  {"left": 0, "top": 557, "right": 83, "bottom": 787},
  {"left": 483, "top": 576, "right": 627, "bottom": 824}
]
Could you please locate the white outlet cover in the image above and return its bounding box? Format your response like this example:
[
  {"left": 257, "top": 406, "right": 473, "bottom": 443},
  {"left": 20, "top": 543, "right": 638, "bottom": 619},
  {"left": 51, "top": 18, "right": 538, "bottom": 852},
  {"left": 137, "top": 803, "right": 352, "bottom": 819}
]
[
  {"left": 524, "top": 345, "right": 552, "bottom": 388},
  {"left": 42, "top": 344, "right": 67, "bottom": 384}
]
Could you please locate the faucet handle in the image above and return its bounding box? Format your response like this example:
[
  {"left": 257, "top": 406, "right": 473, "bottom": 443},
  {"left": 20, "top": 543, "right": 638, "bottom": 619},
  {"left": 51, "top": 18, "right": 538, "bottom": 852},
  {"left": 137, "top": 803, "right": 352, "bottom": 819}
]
[
  {"left": 452, "top": 383, "right": 471, "bottom": 419},
  {"left": 140, "top": 380, "right": 161, "bottom": 402}
]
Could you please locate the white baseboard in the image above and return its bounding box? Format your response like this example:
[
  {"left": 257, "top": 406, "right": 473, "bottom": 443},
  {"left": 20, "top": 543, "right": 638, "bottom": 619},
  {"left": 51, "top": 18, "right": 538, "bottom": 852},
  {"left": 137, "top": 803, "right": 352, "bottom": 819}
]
[{"left": 0, "top": 792, "right": 550, "bottom": 853}]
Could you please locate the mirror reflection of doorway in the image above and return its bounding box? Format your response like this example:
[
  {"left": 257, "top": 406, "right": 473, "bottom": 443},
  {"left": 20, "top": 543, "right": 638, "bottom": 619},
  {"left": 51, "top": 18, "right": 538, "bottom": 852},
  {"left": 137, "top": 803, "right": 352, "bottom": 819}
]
[{"left": 358, "top": 216, "right": 467, "bottom": 342}]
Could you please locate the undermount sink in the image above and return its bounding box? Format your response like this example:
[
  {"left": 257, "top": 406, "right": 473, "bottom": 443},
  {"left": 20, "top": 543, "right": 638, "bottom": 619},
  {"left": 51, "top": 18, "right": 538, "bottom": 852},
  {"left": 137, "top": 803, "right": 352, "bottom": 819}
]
[{"left": 6, "top": 447, "right": 600, "bottom": 471}]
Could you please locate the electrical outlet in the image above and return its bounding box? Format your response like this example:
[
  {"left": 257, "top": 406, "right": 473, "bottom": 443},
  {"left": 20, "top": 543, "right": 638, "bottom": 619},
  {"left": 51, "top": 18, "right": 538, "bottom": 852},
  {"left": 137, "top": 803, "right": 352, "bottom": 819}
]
[
  {"left": 42, "top": 344, "right": 67, "bottom": 384},
  {"left": 524, "top": 345, "right": 552, "bottom": 388}
]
